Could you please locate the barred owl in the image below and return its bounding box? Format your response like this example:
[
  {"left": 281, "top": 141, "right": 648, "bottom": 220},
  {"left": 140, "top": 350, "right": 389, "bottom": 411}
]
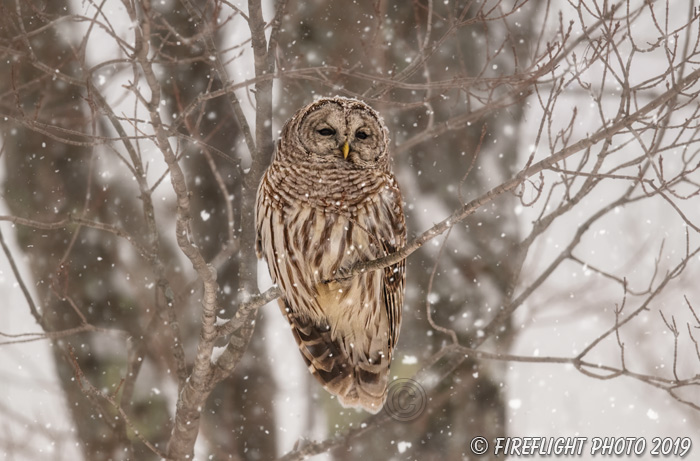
[{"left": 255, "top": 97, "right": 406, "bottom": 413}]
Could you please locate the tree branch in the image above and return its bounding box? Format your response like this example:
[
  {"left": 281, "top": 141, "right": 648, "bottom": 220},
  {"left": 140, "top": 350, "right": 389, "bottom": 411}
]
[{"left": 343, "top": 66, "right": 700, "bottom": 280}]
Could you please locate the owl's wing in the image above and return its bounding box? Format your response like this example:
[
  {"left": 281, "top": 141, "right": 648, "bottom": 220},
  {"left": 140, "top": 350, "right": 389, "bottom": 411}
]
[
  {"left": 254, "top": 173, "right": 267, "bottom": 260},
  {"left": 378, "top": 179, "right": 407, "bottom": 349},
  {"left": 382, "top": 242, "right": 405, "bottom": 349}
]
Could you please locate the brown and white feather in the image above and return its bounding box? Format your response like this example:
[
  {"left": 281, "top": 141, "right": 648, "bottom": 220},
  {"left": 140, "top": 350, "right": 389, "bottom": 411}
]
[{"left": 255, "top": 97, "right": 406, "bottom": 413}]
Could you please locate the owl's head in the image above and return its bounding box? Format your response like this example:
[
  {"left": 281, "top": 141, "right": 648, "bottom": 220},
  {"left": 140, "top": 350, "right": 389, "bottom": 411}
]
[{"left": 280, "top": 97, "right": 389, "bottom": 170}]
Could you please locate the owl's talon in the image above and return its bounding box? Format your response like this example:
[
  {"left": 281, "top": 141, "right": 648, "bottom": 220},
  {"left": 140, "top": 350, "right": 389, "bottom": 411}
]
[
  {"left": 335, "top": 266, "right": 353, "bottom": 281},
  {"left": 321, "top": 266, "right": 352, "bottom": 284}
]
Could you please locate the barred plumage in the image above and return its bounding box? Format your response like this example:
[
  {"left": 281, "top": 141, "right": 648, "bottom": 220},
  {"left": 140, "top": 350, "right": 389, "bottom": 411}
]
[{"left": 255, "top": 97, "right": 406, "bottom": 413}]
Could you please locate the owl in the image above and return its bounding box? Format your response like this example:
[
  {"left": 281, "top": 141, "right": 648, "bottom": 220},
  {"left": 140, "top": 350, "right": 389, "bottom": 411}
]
[{"left": 255, "top": 97, "right": 406, "bottom": 413}]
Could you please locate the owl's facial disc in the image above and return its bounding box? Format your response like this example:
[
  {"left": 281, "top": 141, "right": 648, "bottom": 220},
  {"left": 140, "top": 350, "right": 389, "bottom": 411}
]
[
  {"left": 345, "top": 109, "right": 384, "bottom": 164},
  {"left": 298, "top": 102, "right": 345, "bottom": 159},
  {"left": 298, "top": 101, "right": 385, "bottom": 167}
]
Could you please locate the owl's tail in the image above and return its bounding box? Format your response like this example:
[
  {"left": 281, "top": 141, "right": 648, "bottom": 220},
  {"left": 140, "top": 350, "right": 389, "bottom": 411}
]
[{"left": 280, "top": 300, "right": 390, "bottom": 414}]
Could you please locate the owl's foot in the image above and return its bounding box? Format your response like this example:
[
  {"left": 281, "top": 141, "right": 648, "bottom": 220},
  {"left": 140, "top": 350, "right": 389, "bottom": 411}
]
[{"left": 322, "top": 265, "right": 354, "bottom": 284}]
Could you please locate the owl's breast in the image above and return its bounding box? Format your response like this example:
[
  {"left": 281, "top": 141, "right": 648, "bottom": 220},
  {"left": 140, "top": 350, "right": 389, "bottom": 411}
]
[
  {"left": 264, "top": 161, "right": 386, "bottom": 209},
  {"left": 257, "top": 161, "right": 401, "bottom": 326}
]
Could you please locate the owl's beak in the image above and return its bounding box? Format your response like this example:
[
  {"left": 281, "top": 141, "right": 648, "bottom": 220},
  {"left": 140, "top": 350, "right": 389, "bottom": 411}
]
[{"left": 342, "top": 142, "right": 350, "bottom": 159}]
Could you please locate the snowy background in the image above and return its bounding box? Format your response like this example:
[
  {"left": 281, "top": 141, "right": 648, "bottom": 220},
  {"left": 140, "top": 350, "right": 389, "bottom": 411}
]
[{"left": 1, "top": 0, "right": 699, "bottom": 460}]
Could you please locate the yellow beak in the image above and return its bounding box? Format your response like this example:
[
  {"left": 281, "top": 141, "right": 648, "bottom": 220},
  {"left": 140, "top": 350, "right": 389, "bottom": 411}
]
[{"left": 342, "top": 142, "right": 350, "bottom": 159}]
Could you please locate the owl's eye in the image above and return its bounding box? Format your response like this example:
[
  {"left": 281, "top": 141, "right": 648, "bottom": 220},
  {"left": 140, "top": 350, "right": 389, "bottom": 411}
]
[
  {"left": 355, "top": 130, "right": 369, "bottom": 140},
  {"left": 318, "top": 128, "right": 335, "bottom": 136}
]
